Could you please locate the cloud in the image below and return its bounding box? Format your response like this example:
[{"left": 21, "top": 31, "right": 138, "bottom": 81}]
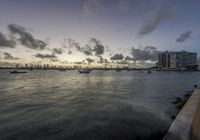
[
  {"left": 66, "top": 38, "right": 81, "bottom": 51},
  {"left": 3, "top": 52, "right": 19, "bottom": 60},
  {"left": 85, "top": 57, "right": 94, "bottom": 63},
  {"left": 97, "top": 55, "right": 104, "bottom": 63},
  {"left": 35, "top": 53, "right": 57, "bottom": 59},
  {"left": 64, "top": 38, "right": 92, "bottom": 55},
  {"left": 125, "top": 56, "right": 133, "bottom": 61},
  {"left": 82, "top": 44, "right": 93, "bottom": 55},
  {"left": 90, "top": 38, "right": 104, "bottom": 55},
  {"left": 74, "top": 61, "right": 84, "bottom": 65},
  {"left": 83, "top": 0, "right": 102, "bottom": 17},
  {"left": 110, "top": 53, "right": 124, "bottom": 60},
  {"left": 64, "top": 38, "right": 105, "bottom": 56},
  {"left": 138, "top": 6, "right": 172, "bottom": 36},
  {"left": 52, "top": 48, "right": 63, "bottom": 54},
  {"left": 0, "top": 61, "right": 18, "bottom": 67},
  {"left": 144, "top": 45, "right": 157, "bottom": 50},
  {"left": 131, "top": 46, "right": 160, "bottom": 61},
  {"left": 8, "top": 24, "right": 47, "bottom": 50},
  {"left": 63, "top": 38, "right": 81, "bottom": 54},
  {"left": 0, "top": 32, "right": 16, "bottom": 48},
  {"left": 176, "top": 31, "right": 192, "bottom": 43}
]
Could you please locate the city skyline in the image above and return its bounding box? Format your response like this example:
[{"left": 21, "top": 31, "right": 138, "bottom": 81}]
[{"left": 0, "top": 0, "right": 200, "bottom": 67}]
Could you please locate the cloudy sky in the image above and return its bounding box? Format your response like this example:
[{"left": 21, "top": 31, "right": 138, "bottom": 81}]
[{"left": 0, "top": 0, "right": 200, "bottom": 67}]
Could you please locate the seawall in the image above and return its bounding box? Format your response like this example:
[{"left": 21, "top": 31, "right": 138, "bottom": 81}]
[{"left": 163, "top": 87, "right": 200, "bottom": 140}]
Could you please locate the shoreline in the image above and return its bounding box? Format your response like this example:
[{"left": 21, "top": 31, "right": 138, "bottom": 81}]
[{"left": 0, "top": 67, "right": 199, "bottom": 72}]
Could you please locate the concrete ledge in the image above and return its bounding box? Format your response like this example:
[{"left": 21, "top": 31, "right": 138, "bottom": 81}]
[
  {"left": 163, "top": 87, "right": 200, "bottom": 140},
  {"left": 190, "top": 98, "right": 200, "bottom": 140}
]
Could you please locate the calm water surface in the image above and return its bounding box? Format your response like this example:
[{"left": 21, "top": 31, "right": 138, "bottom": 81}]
[{"left": 0, "top": 70, "right": 199, "bottom": 140}]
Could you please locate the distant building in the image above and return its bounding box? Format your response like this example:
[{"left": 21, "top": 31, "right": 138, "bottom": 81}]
[{"left": 158, "top": 51, "right": 198, "bottom": 70}]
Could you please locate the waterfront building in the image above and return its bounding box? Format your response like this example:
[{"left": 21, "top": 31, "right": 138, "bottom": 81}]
[
  {"left": 158, "top": 51, "right": 170, "bottom": 69},
  {"left": 158, "top": 51, "right": 198, "bottom": 70}
]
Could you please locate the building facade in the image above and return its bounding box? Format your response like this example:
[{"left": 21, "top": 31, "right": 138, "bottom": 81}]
[{"left": 158, "top": 51, "right": 198, "bottom": 70}]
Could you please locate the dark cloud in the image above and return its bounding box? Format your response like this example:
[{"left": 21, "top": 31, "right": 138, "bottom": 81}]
[
  {"left": 3, "top": 52, "right": 19, "bottom": 60},
  {"left": 52, "top": 48, "right": 63, "bottom": 54},
  {"left": 125, "top": 56, "right": 133, "bottom": 61},
  {"left": 110, "top": 53, "right": 124, "bottom": 60},
  {"left": 35, "top": 53, "right": 57, "bottom": 59},
  {"left": 67, "top": 38, "right": 81, "bottom": 51},
  {"left": 86, "top": 57, "right": 94, "bottom": 63},
  {"left": 90, "top": 38, "right": 104, "bottom": 55},
  {"left": 8, "top": 24, "right": 47, "bottom": 50},
  {"left": 62, "top": 38, "right": 80, "bottom": 54},
  {"left": 138, "top": 6, "right": 172, "bottom": 36},
  {"left": 131, "top": 46, "right": 160, "bottom": 61},
  {"left": 0, "top": 32, "right": 16, "bottom": 48},
  {"left": 176, "top": 31, "right": 192, "bottom": 43},
  {"left": 64, "top": 38, "right": 93, "bottom": 55},
  {"left": 63, "top": 38, "right": 105, "bottom": 56},
  {"left": 82, "top": 45, "right": 93, "bottom": 55},
  {"left": 97, "top": 55, "right": 104, "bottom": 63}
]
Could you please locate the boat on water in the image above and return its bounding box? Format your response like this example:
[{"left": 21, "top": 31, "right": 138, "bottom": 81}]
[
  {"left": 78, "top": 69, "right": 91, "bottom": 74},
  {"left": 10, "top": 70, "right": 27, "bottom": 74},
  {"left": 148, "top": 70, "right": 151, "bottom": 74}
]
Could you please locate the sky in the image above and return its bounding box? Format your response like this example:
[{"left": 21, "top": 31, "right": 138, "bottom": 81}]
[{"left": 0, "top": 0, "right": 200, "bottom": 67}]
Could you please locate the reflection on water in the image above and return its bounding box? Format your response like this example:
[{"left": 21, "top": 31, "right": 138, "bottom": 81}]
[{"left": 0, "top": 70, "right": 199, "bottom": 140}]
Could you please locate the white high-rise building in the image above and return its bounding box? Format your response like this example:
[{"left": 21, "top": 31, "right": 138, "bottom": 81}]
[{"left": 158, "top": 51, "right": 198, "bottom": 70}]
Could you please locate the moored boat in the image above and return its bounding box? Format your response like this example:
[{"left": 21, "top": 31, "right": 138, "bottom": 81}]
[
  {"left": 78, "top": 69, "right": 91, "bottom": 74},
  {"left": 10, "top": 70, "right": 27, "bottom": 74}
]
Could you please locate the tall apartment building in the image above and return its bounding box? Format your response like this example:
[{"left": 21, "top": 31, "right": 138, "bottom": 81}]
[{"left": 158, "top": 51, "right": 198, "bottom": 70}]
